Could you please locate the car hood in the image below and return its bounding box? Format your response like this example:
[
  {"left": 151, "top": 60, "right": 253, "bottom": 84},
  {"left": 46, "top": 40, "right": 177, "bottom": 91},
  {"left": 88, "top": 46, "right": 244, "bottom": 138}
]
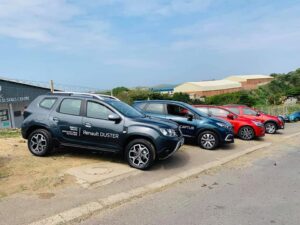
[{"left": 130, "top": 116, "right": 178, "bottom": 129}]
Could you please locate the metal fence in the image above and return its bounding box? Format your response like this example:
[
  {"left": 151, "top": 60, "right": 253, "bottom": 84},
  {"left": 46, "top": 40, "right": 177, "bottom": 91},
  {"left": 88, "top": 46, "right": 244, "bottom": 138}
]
[{"left": 257, "top": 104, "right": 300, "bottom": 116}]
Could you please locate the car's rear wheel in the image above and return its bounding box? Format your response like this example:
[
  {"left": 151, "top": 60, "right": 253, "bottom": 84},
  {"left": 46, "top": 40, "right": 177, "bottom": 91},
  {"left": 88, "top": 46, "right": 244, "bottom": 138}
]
[
  {"left": 238, "top": 126, "right": 255, "bottom": 140},
  {"left": 265, "top": 122, "right": 277, "bottom": 134},
  {"left": 125, "top": 139, "right": 155, "bottom": 170},
  {"left": 28, "top": 129, "right": 53, "bottom": 156},
  {"left": 198, "top": 131, "right": 219, "bottom": 150}
]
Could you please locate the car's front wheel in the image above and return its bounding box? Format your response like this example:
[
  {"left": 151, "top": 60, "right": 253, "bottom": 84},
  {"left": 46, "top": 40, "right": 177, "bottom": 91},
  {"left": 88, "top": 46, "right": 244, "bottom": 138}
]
[
  {"left": 198, "top": 131, "right": 219, "bottom": 150},
  {"left": 238, "top": 126, "right": 255, "bottom": 140},
  {"left": 265, "top": 122, "right": 277, "bottom": 134},
  {"left": 125, "top": 139, "right": 155, "bottom": 170},
  {"left": 28, "top": 129, "right": 53, "bottom": 156}
]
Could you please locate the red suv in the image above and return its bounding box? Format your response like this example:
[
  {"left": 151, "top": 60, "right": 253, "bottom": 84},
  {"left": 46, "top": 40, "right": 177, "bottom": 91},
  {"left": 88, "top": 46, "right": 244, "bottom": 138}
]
[
  {"left": 223, "top": 105, "right": 284, "bottom": 134},
  {"left": 194, "top": 105, "right": 265, "bottom": 140}
]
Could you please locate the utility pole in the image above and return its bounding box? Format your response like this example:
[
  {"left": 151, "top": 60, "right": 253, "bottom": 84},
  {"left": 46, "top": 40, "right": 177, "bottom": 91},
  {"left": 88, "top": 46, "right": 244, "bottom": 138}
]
[{"left": 50, "top": 80, "right": 54, "bottom": 93}]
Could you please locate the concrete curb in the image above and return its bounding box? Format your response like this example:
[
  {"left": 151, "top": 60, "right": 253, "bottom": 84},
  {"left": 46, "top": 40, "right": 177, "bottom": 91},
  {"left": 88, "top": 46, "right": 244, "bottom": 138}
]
[{"left": 28, "top": 142, "right": 272, "bottom": 225}]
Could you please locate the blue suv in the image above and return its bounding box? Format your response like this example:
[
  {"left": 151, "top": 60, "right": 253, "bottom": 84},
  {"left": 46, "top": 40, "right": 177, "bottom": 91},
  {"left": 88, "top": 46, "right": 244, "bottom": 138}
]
[
  {"left": 133, "top": 100, "right": 234, "bottom": 150},
  {"left": 21, "top": 92, "right": 184, "bottom": 170}
]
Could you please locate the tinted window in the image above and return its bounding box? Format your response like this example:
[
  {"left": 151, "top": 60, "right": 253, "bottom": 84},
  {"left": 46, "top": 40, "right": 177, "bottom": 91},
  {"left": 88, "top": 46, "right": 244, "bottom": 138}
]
[
  {"left": 167, "top": 104, "right": 191, "bottom": 117},
  {"left": 108, "top": 101, "right": 144, "bottom": 118},
  {"left": 40, "top": 98, "right": 57, "bottom": 109},
  {"left": 209, "top": 108, "right": 229, "bottom": 117},
  {"left": 59, "top": 99, "right": 82, "bottom": 116},
  {"left": 243, "top": 108, "right": 257, "bottom": 115},
  {"left": 87, "top": 102, "right": 113, "bottom": 120},
  {"left": 145, "top": 103, "right": 165, "bottom": 114},
  {"left": 226, "top": 107, "right": 240, "bottom": 115}
]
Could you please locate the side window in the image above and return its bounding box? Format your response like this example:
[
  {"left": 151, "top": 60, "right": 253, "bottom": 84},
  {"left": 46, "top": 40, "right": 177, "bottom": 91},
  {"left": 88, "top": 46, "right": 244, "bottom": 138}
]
[
  {"left": 227, "top": 107, "right": 240, "bottom": 115},
  {"left": 59, "top": 99, "right": 82, "bottom": 116},
  {"left": 134, "top": 102, "right": 147, "bottom": 110},
  {"left": 209, "top": 108, "right": 229, "bottom": 117},
  {"left": 87, "top": 102, "right": 113, "bottom": 120},
  {"left": 145, "top": 103, "right": 164, "bottom": 114},
  {"left": 242, "top": 108, "right": 257, "bottom": 115},
  {"left": 196, "top": 107, "right": 209, "bottom": 114},
  {"left": 167, "top": 104, "right": 191, "bottom": 117},
  {"left": 40, "top": 98, "right": 57, "bottom": 109}
]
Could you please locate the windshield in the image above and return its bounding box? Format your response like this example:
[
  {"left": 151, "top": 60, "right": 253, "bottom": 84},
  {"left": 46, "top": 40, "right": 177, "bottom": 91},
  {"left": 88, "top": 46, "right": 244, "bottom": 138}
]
[
  {"left": 181, "top": 103, "right": 207, "bottom": 117},
  {"left": 108, "top": 101, "right": 144, "bottom": 118}
]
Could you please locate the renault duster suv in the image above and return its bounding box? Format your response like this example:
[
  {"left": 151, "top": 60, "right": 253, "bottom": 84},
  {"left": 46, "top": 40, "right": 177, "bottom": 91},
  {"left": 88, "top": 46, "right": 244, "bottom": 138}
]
[{"left": 21, "top": 92, "right": 184, "bottom": 170}]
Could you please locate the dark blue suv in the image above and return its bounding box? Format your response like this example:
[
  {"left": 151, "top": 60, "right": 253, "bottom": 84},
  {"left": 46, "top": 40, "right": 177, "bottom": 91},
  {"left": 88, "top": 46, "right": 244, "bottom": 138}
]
[
  {"left": 133, "top": 100, "right": 234, "bottom": 150},
  {"left": 21, "top": 92, "right": 184, "bottom": 170}
]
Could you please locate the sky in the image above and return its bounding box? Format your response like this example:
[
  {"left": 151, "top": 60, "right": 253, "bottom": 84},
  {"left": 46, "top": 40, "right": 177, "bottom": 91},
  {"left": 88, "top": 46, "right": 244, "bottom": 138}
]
[{"left": 0, "top": 0, "right": 300, "bottom": 90}]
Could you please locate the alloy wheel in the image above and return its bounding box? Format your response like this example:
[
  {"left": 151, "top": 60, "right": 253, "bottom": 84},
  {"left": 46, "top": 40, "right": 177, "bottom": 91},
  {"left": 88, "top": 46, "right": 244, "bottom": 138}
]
[
  {"left": 128, "top": 144, "right": 150, "bottom": 168},
  {"left": 240, "top": 127, "right": 254, "bottom": 140},
  {"left": 265, "top": 123, "right": 276, "bottom": 134},
  {"left": 30, "top": 133, "right": 47, "bottom": 154},
  {"left": 201, "top": 133, "right": 216, "bottom": 149}
]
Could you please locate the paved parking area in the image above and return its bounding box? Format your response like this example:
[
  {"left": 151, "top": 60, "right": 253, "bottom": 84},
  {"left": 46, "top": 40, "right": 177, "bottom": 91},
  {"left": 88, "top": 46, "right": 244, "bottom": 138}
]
[{"left": 0, "top": 123, "right": 299, "bottom": 225}]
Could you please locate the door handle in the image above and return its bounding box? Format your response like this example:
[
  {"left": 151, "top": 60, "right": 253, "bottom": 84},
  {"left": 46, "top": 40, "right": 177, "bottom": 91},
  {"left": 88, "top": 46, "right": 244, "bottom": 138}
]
[
  {"left": 84, "top": 122, "right": 92, "bottom": 128},
  {"left": 53, "top": 117, "right": 59, "bottom": 122}
]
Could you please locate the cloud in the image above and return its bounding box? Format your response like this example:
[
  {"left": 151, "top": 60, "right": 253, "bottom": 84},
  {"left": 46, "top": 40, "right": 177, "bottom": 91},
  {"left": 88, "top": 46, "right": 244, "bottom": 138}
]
[
  {"left": 0, "top": 0, "right": 117, "bottom": 49},
  {"left": 171, "top": 3, "right": 300, "bottom": 51},
  {"left": 91, "top": 0, "right": 213, "bottom": 17}
]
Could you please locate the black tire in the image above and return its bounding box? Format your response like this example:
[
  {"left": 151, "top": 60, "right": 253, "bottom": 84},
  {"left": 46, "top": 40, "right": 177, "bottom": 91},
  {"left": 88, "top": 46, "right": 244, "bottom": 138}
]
[
  {"left": 238, "top": 126, "right": 255, "bottom": 140},
  {"left": 27, "top": 129, "right": 53, "bottom": 156},
  {"left": 198, "top": 131, "right": 219, "bottom": 150},
  {"left": 265, "top": 122, "right": 277, "bottom": 134},
  {"left": 125, "top": 139, "right": 155, "bottom": 170}
]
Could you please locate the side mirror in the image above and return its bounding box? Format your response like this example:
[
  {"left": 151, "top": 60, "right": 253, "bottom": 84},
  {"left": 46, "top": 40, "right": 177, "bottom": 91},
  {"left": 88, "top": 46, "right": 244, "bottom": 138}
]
[
  {"left": 256, "top": 112, "right": 261, "bottom": 116},
  {"left": 108, "top": 113, "right": 121, "bottom": 122},
  {"left": 227, "top": 114, "right": 234, "bottom": 120},
  {"left": 187, "top": 112, "right": 194, "bottom": 121}
]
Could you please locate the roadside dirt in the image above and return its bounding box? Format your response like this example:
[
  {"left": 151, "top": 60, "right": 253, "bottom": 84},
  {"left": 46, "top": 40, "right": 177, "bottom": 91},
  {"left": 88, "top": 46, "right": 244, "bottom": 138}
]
[{"left": 0, "top": 137, "right": 113, "bottom": 199}]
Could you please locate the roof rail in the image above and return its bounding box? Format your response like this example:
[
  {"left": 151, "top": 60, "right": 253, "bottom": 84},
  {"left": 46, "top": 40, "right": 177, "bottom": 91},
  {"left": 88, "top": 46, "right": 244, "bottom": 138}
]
[{"left": 51, "top": 91, "right": 120, "bottom": 101}]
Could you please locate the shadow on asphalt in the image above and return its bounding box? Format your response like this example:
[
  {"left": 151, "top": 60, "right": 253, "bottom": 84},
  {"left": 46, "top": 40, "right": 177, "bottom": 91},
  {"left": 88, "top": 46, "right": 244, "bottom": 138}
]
[{"left": 151, "top": 150, "right": 190, "bottom": 171}]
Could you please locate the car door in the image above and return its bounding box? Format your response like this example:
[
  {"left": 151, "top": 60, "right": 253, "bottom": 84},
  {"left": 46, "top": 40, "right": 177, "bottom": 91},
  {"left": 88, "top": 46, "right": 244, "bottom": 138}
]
[
  {"left": 81, "top": 100, "right": 125, "bottom": 151},
  {"left": 143, "top": 103, "right": 166, "bottom": 119},
  {"left": 50, "top": 98, "right": 84, "bottom": 145},
  {"left": 165, "top": 103, "right": 197, "bottom": 137}
]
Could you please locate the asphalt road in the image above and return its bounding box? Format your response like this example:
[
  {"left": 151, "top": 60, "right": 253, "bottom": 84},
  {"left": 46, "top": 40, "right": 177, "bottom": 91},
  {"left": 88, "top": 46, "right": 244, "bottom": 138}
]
[{"left": 80, "top": 138, "right": 300, "bottom": 225}]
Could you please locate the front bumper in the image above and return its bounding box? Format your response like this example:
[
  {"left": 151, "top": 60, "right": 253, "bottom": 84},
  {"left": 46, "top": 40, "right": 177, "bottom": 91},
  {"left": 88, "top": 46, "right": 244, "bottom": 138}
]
[
  {"left": 255, "top": 126, "right": 265, "bottom": 137},
  {"left": 224, "top": 134, "right": 234, "bottom": 143},
  {"left": 158, "top": 137, "right": 184, "bottom": 160}
]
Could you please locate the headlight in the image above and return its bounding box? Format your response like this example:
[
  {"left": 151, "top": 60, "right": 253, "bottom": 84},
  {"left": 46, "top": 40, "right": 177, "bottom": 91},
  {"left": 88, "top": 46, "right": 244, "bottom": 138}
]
[
  {"left": 252, "top": 121, "right": 264, "bottom": 127},
  {"left": 216, "top": 122, "right": 232, "bottom": 129},
  {"left": 216, "top": 122, "right": 226, "bottom": 128},
  {"left": 160, "top": 128, "right": 177, "bottom": 137}
]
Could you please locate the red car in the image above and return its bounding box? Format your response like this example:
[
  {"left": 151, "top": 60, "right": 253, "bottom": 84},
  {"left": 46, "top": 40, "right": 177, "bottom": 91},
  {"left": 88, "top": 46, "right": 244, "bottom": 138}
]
[
  {"left": 194, "top": 105, "right": 265, "bottom": 140},
  {"left": 223, "top": 105, "right": 284, "bottom": 134}
]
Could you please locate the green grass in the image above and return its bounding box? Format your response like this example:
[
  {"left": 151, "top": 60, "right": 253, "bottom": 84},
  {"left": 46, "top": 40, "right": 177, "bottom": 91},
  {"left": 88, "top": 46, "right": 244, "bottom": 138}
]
[{"left": 0, "top": 129, "right": 21, "bottom": 138}]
